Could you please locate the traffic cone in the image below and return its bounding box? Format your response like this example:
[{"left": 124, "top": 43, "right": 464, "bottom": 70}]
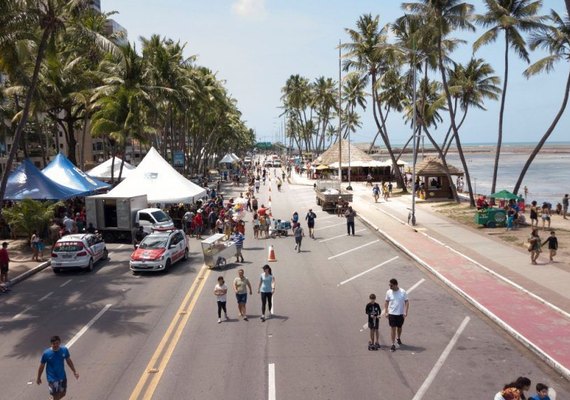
[
  {"left": 269, "top": 186, "right": 272, "bottom": 192},
  {"left": 268, "top": 245, "right": 277, "bottom": 262}
]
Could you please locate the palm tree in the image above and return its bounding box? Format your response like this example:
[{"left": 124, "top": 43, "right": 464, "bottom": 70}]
[
  {"left": 513, "top": 10, "right": 570, "bottom": 194},
  {"left": 403, "top": 0, "right": 477, "bottom": 206},
  {"left": 474, "top": 0, "right": 545, "bottom": 194},
  {"left": 342, "top": 14, "right": 407, "bottom": 191}
]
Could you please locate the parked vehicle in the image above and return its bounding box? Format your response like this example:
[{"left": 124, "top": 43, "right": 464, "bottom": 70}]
[
  {"left": 314, "top": 181, "right": 353, "bottom": 211},
  {"left": 86, "top": 194, "right": 174, "bottom": 242},
  {"left": 51, "top": 233, "right": 108, "bottom": 273},
  {"left": 273, "top": 160, "right": 282, "bottom": 168},
  {"left": 130, "top": 229, "right": 188, "bottom": 273}
]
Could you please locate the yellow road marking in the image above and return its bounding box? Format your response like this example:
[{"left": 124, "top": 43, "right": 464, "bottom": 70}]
[{"left": 129, "top": 265, "right": 211, "bottom": 400}]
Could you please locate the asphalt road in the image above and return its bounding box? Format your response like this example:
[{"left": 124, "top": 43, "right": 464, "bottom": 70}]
[{"left": 0, "top": 173, "right": 569, "bottom": 399}]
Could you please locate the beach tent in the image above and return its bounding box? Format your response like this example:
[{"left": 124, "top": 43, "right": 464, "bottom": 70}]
[
  {"left": 219, "top": 154, "right": 236, "bottom": 164},
  {"left": 5, "top": 159, "right": 89, "bottom": 200},
  {"left": 86, "top": 157, "right": 135, "bottom": 180},
  {"left": 105, "top": 147, "right": 206, "bottom": 203},
  {"left": 42, "top": 153, "right": 110, "bottom": 193},
  {"left": 490, "top": 190, "right": 521, "bottom": 200}
]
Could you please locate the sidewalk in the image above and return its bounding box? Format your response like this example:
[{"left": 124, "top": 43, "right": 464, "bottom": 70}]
[
  {"left": 291, "top": 171, "right": 570, "bottom": 380},
  {"left": 1, "top": 240, "right": 50, "bottom": 287}
]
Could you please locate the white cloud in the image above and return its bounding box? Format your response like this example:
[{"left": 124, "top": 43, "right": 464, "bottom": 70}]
[{"left": 232, "top": 0, "right": 267, "bottom": 18}]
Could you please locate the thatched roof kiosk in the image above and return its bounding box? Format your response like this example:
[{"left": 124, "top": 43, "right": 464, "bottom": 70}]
[{"left": 415, "top": 157, "right": 463, "bottom": 200}]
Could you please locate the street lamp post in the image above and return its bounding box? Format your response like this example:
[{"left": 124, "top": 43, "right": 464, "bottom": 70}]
[{"left": 410, "top": 59, "right": 418, "bottom": 226}]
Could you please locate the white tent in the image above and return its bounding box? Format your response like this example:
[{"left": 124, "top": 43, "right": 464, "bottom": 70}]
[
  {"left": 230, "top": 153, "right": 240, "bottom": 162},
  {"left": 219, "top": 154, "right": 236, "bottom": 164},
  {"left": 86, "top": 157, "right": 135, "bottom": 180},
  {"left": 106, "top": 147, "right": 207, "bottom": 203}
]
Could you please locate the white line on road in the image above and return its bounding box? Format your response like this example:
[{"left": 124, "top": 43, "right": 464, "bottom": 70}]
[
  {"left": 314, "top": 222, "right": 345, "bottom": 231},
  {"left": 319, "top": 229, "right": 366, "bottom": 243},
  {"left": 268, "top": 363, "right": 276, "bottom": 400},
  {"left": 13, "top": 306, "right": 32, "bottom": 320},
  {"left": 66, "top": 304, "right": 112, "bottom": 349},
  {"left": 328, "top": 240, "right": 380, "bottom": 260},
  {"left": 38, "top": 292, "right": 54, "bottom": 302},
  {"left": 59, "top": 279, "right": 72, "bottom": 288},
  {"left": 412, "top": 316, "right": 470, "bottom": 400},
  {"left": 118, "top": 244, "right": 125, "bottom": 249},
  {"left": 338, "top": 256, "right": 399, "bottom": 286},
  {"left": 360, "top": 278, "right": 425, "bottom": 331}
]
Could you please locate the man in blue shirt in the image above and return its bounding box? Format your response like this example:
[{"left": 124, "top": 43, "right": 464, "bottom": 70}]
[
  {"left": 231, "top": 227, "right": 245, "bottom": 263},
  {"left": 37, "top": 335, "right": 79, "bottom": 400}
]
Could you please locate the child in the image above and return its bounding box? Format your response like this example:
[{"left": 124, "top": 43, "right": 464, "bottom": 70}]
[
  {"left": 365, "top": 293, "right": 381, "bottom": 350},
  {"left": 542, "top": 231, "right": 558, "bottom": 263},
  {"left": 214, "top": 276, "right": 228, "bottom": 323},
  {"left": 529, "top": 383, "right": 551, "bottom": 400}
]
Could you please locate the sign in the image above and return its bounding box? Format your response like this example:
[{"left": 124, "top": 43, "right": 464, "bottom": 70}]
[
  {"left": 256, "top": 141, "right": 272, "bottom": 150},
  {"left": 173, "top": 151, "right": 185, "bottom": 167}
]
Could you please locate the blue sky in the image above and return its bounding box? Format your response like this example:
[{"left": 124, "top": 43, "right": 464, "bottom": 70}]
[{"left": 106, "top": 0, "right": 569, "bottom": 145}]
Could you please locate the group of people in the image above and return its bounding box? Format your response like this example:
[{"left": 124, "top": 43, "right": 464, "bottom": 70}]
[
  {"left": 372, "top": 182, "right": 391, "bottom": 203},
  {"left": 214, "top": 265, "right": 275, "bottom": 323},
  {"left": 494, "top": 377, "right": 554, "bottom": 400}
]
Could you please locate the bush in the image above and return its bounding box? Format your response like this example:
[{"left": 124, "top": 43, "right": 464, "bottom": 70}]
[{"left": 2, "top": 199, "right": 61, "bottom": 240}]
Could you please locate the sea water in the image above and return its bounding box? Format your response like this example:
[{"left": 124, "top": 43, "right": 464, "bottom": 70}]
[{"left": 400, "top": 146, "right": 570, "bottom": 206}]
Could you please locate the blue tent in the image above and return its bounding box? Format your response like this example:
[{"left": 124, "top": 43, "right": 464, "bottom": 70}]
[
  {"left": 4, "top": 159, "right": 89, "bottom": 200},
  {"left": 42, "top": 153, "right": 110, "bottom": 193}
]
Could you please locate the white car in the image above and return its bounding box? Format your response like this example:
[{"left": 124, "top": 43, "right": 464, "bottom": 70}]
[
  {"left": 51, "top": 233, "right": 108, "bottom": 273},
  {"left": 130, "top": 230, "right": 188, "bottom": 273},
  {"left": 273, "top": 160, "right": 282, "bottom": 168}
]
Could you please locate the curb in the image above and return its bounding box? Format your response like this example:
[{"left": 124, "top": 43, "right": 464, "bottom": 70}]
[
  {"left": 9, "top": 260, "right": 51, "bottom": 286},
  {"left": 357, "top": 212, "right": 570, "bottom": 381}
]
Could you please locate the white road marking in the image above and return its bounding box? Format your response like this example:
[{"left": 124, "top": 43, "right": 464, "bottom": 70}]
[
  {"left": 319, "top": 229, "right": 366, "bottom": 243},
  {"left": 338, "top": 256, "right": 399, "bottom": 286},
  {"left": 328, "top": 240, "right": 380, "bottom": 260},
  {"left": 360, "top": 278, "right": 425, "bottom": 331},
  {"left": 38, "top": 292, "right": 54, "bottom": 302},
  {"left": 314, "top": 215, "right": 341, "bottom": 222},
  {"left": 412, "top": 316, "right": 470, "bottom": 400},
  {"left": 314, "top": 222, "right": 345, "bottom": 231},
  {"left": 13, "top": 306, "right": 32, "bottom": 320},
  {"left": 66, "top": 304, "right": 112, "bottom": 349},
  {"left": 118, "top": 244, "right": 125, "bottom": 249},
  {"left": 268, "top": 363, "right": 276, "bottom": 400},
  {"left": 59, "top": 279, "right": 72, "bottom": 288}
]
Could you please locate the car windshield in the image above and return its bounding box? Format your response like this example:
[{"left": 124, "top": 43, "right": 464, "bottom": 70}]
[
  {"left": 54, "top": 242, "right": 84, "bottom": 252},
  {"left": 151, "top": 210, "right": 171, "bottom": 223},
  {"left": 139, "top": 236, "right": 168, "bottom": 249}
]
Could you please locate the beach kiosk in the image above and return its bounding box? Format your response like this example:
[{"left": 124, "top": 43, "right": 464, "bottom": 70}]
[
  {"left": 201, "top": 233, "right": 235, "bottom": 269},
  {"left": 474, "top": 208, "right": 507, "bottom": 228}
]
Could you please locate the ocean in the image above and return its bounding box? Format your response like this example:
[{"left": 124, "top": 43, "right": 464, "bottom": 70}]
[{"left": 398, "top": 143, "right": 570, "bottom": 206}]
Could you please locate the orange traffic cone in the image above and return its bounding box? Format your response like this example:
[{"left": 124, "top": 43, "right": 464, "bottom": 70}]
[{"left": 268, "top": 245, "right": 277, "bottom": 262}]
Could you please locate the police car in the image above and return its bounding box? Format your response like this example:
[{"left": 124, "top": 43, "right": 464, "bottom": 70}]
[
  {"left": 129, "top": 229, "right": 188, "bottom": 273},
  {"left": 51, "top": 233, "right": 108, "bottom": 273}
]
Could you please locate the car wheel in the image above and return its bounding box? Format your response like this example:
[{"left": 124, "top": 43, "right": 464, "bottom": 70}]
[
  {"left": 183, "top": 248, "right": 189, "bottom": 261},
  {"left": 216, "top": 257, "right": 226, "bottom": 269},
  {"left": 86, "top": 258, "right": 94, "bottom": 272},
  {"left": 487, "top": 221, "right": 496, "bottom": 228},
  {"left": 102, "top": 248, "right": 109, "bottom": 260},
  {"left": 164, "top": 259, "right": 172, "bottom": 272},
  {"left": 132, "top": 271, "right": 140, "bottom": 275},
  {"left": 53, "top": 268, "right": 60, "bottom": 274}
]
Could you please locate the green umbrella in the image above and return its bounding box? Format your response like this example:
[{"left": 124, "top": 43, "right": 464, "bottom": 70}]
[{"left": 490, "top": 190, "right": 519, "bottom": 200}]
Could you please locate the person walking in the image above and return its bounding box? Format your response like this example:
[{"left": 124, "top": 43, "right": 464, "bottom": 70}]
[
  {"left": 257, "top": 265, "right": 275, "bottom": 321},
  {"left": 230, "top": 226, "right": 245, "bottom": 263},
  {"left": 305, "top": 209, "right": 317, "bottom": 239},
  {"left": 372, "top": 184, "right": 380, "bottom": 203},
  {"left": 542, "top": 231, "right": 558, "bottom": 263},
  {"left": 345, "top": 206, "right": 356, "bottom": 236},
  {"left": 529, "top": 201, "right": 539, "bottom": 228},
  {"left": 528, "top": 228, "right": 542, "bottom": 265},
  {"left": 214, "top": 276, "right": 229, "bottom": 323},
  {"left": 233, "top": 269, "right": 252, "bottom": 320},
  {"left": 36, "top": 335, "right": 79, "bottom": 400},
  {"left": 384, "top": 278, "right": 409, "bottom": 352},
  {"left": 293, "top": 223, "right": 304, "bottom": 252},
  {"left": 563, "top": 194, "right": 569, "bottom": 219},
  {"left": 366, "top": 294, "right": 381, "bottom": 350},
  {"left": 0, "top": 242, "right": 10, "bottom": 291},
  {"left": 31, "top": 230, "right": 40, "bottom": 261}
]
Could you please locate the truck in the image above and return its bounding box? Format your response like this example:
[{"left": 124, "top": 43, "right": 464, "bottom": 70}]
[
  {"left": 85, "top": 194, "right": 174, "bottom": 242},
  {"left": 314, "top": 181, "right": 353, "bottom": 211}
]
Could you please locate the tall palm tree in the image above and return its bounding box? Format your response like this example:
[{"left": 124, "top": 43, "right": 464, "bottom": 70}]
[
  {"left": 341, "top": 72, "right": 367, "bottom": 141},
  {"left": 403, "top": 0, "right": 477, "bottom": 206},
  {"left": 474, "top": 0, "right": 545, "bottom": 194},
  {"left": 513, "top": 10, "right": 570, "bottom": 194},
  {"left": 311, "top": 76, "right": 337, "bottom": 153},
  {"left": 342, "top": 14, "right": 407, "bottom": 191}
]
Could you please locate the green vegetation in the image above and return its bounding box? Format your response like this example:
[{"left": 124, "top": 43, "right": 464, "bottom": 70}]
[{"left": 2, "top": 199, "right": 60, "bottom": 239}]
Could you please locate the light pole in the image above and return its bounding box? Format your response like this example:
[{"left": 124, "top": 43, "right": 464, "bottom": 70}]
[{"left": 337, "top": 39, "right": 342, "bottom": 188}]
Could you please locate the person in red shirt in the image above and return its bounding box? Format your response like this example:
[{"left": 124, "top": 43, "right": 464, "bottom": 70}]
[
  {"left": 258, "top": 204, "right": 267, "bottom": 217},
  {"left": 193, "top": 212, "right": 204, "bottom": 240},
  {"left": 0, "top": 242, "right": 10, "bottom": 285}
]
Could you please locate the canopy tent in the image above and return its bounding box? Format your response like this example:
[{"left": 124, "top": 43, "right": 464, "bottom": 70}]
[
  {"left": 219, "top": 154, "right": 237, "bottom": 164},
  {"left": 106, "top": 147, "right": 206, "bottom": 203},
  {"left": 42, "top": 153, "right": 110, "bottom": 193},
  {"left": 230, "top": 153, "right": 240, "bottom": 162},
  {"left": 490, "top": 190, "right": 522, "bottom": 200},
  {"left": 86, "top": 157, "right": 135, "bottom": 180},
  {"left": 5, "top": 159, "right": 89, "bottom": 200}
]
